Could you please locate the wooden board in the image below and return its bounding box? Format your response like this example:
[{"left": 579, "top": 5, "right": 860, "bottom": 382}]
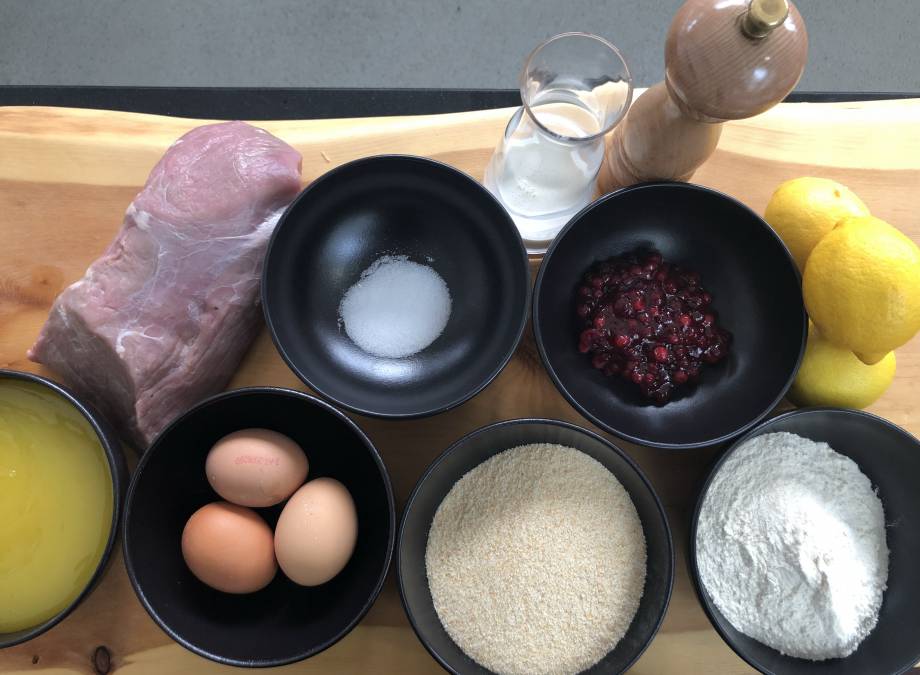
[{"left": 0, "top": 95, "right": 918, "bottom": 674}]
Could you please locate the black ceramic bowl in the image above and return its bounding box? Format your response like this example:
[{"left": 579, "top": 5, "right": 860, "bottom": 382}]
[
  {"left": 398, "top": 418, "right": 674, "bottom": 674},
  {"left": 690, "top": 408, "right": 920, "bottom": 675},
  {"left": 262, "top": 155, "right": 530, "bottom": 418},
  {"left": 0, "top": 369, "right": 127, "bottom": 649},
  {"left": 123, "top": 387, "right": 395, "bottom": 667},
  {"left": 533, "top": 182, "right": 806, "bottom": 449}
]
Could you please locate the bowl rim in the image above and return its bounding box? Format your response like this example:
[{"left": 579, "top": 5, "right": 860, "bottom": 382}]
[
  {"left": 532, "top": 180, "right": 807, "bottom": 450},
  {"left": 0, "top": 368, "right": 126, "bottom": 649},
  {"left": 687, "top": 407, "right": 920, "bottom": 675},
  {"left": 261, "top": 153, "right": 532, "bottom": 420},
  {"left": 121, "top": 385, "right": 397, "bottom": 668},
  {"left": 396, "top": 417, "right": 675, "bottom": 675}
]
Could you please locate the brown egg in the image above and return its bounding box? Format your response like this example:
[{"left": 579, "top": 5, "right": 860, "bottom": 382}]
[
  {"left": 205, "top": 428, "right": 309, "bottom": 507},
  {"left": 274, "top": 478, "right": 358, "bottom": 586},
  {"left": 181, "top": 501, "right": 277, "bottom": 593}
]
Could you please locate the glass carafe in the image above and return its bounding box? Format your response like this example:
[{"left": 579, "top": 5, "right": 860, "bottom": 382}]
[{"left": 484, "top": 33, "right": 633, "bottom": 254}]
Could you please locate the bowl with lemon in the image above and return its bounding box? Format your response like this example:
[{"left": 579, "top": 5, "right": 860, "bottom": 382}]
[{"left": 765, "top": 178, "right": 920, "bottom": 409}]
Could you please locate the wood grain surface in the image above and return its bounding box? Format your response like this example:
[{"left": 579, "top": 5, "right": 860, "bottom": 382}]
[{"left": 0, "top": 95, "right": 918, "bottom": 674}]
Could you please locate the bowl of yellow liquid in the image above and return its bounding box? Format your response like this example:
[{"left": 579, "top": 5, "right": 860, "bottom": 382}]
[{"left": 0, "top": 369, "right": 126, "bottom": 648}]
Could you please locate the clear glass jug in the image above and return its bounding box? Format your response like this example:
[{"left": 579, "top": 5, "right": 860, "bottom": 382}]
[{"left": 484, "top": 33, "right": 633, "bottom": 254}]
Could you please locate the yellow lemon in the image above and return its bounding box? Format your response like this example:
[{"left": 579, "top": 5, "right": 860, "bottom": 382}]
[
  {"left": 788, "top": 323, "right": 895, "bottom": 409},
  {"left": 764, "top": 177, "right": 869, "bottom": 271},
  {"left": 803, "top": 215, "right": 920, "bottom": 364}
]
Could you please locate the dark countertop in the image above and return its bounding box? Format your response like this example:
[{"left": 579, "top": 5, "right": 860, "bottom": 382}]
[{"left": 0, "top": 87, "right": 916, "bottom": 120}]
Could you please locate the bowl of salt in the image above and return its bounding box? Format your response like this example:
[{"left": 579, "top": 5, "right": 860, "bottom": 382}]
[{"left": 262, "top": 155, "right": 531, "bottom": 418}]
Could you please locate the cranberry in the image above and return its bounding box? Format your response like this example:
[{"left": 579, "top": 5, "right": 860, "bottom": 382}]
[
  {"left": 574, "top": 249, "right": 731, "bottom": 404},
  {"left": 654, "top": 387, "right": 672, "bottom": 404}
]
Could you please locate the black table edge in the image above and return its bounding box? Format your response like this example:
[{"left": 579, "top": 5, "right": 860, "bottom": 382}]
[{"left": 0, "top": 86, "right": 917, "bottom": 120}]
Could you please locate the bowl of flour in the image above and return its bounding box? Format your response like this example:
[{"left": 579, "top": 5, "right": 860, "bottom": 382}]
[
  {"left": 398, "top": 418, "right": 674, "bottom": 675},
  {"left": 691, "top": 408, "right": 920, "bottom": 675}
]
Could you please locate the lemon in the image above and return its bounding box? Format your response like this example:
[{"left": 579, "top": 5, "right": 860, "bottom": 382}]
[
  {"left": 803, "top": 215, "right": 920, "bottom": 364},
  {"left": 764, "top": 177, "right": 870, "bottom": 271},
  {"left": 789, "top": 323, "right": 895, "bottom": 408}
]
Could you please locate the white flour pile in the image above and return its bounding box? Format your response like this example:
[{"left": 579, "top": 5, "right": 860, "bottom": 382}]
[
  {"left": 339, "top": 255, "right": 451, "bottom": 359},
  {"left": 425, "top": 443, "right": 647, "bottom": 675},
  {"left": 696, "top": 432, "right": 889, "bottom": 660}
]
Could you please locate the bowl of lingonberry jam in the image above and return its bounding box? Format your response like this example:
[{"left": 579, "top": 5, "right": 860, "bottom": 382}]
[{"left": 533, "top": 182, "right": 806, "bottom": 449}]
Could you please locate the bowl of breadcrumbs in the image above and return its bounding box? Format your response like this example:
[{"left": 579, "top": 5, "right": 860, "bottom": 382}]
[{"left": 397, "top": 418, "right": 674, "bottom": 675}]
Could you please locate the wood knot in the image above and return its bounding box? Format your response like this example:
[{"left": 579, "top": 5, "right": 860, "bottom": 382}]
[
  {"left": 31, "top": 655, "right": 39, "bottom": 665},
  {"left": 515, "top": 322, "right": 542, "bottom": 373},
  {"left": 0, "top": 265, "right": 64, "bottom": 307},
  {"left": 92, "top": 645, "right": 112, "bottom": 675}
]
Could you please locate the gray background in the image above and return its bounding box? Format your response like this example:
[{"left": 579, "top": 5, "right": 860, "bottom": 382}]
[{"left": 0, "top": 0, "right": 917, "bottom": 92}]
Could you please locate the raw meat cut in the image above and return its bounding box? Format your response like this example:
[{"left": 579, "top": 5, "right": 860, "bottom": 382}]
[{"left": 29, "top": 121, "right": 302, "bottom": 449}]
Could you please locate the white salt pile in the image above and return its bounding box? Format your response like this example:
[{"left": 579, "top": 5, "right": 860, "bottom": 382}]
[{"left": 339, "top": 255, "right": 452, "bottom": 359}]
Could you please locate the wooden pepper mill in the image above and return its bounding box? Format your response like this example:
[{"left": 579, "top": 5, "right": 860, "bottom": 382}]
[{"left": 597, "top": 0, "right": 808, "bottom": 192}]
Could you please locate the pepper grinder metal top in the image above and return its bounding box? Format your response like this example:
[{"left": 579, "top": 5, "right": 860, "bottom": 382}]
[
  {"left": 598, "top": 0, "right": 808, "bottom": 192},
  {"left": 742, "top": 0, "right": 791, "bottom": 38}
]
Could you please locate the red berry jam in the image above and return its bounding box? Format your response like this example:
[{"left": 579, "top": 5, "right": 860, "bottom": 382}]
[{"left": 575, "top": 250, "right": 731, "bottom": 404}]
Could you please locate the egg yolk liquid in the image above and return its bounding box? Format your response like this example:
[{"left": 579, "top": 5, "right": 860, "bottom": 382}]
[{"left": 0, "top": 380, "right": 113, "bottom": 633}]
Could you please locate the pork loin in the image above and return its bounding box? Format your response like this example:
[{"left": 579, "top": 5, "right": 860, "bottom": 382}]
[{"left": 29, "top": 121, "right": 302, "bottom": 449}]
